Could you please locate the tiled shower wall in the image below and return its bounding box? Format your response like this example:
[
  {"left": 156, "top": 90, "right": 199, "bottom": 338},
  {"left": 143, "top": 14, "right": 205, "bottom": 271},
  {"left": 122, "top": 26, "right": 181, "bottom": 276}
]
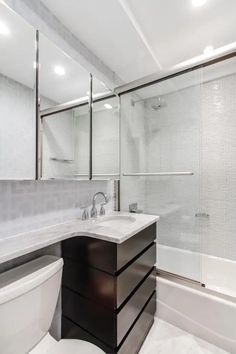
[
  {"left": 0, "top": 180, "right": 114, "bottom": 240},
  {"left": 144, "top": 73, "right": 236, "bottom": 261},
  {"left": 121, "top": 72, "right": 236, "bottom": 262}
]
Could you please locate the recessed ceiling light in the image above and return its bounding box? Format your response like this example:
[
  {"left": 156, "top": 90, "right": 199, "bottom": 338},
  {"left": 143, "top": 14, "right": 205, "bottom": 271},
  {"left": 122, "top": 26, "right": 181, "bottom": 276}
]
[
  {"left": 0, "top": 21, "right": 10, "bottom": 35},
  {"left": 54, "top": 65, "right": 65, "bottom": 76},
  {"left": 104, "top": 103, "right": 113, "bottom": 110},
  {"left": 192, "top": 0, "right": 206, "bottom": 7},
  {"left": 203, "top": 45, "right": 214, "bottom": 55}
]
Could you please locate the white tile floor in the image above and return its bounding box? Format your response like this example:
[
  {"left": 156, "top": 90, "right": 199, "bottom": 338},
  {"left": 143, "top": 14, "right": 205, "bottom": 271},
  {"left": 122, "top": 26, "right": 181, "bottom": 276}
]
[{"left": 139, "top": 319, "right": 230, "bottom": 354}]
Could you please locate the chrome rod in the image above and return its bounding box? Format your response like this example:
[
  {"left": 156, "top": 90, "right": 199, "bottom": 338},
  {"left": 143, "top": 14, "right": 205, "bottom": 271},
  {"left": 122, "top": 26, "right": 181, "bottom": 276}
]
[
  {"left": 123, "top": 172, "right": 194, "bottom": 176},
  {"left": 50, "top": 157, "right": 74, "bottom": 163},
  {"left": 35, "top": 30, "right": 40, "bottom": 180},
  {"left": 89, "top": 74, "right": 93, "bottom": 180},
  {"left": 115, "top": 51, "right": 236, "bottom": 96},
  {"left": 40, "top": 92, "right": 115, "bottom": 118},
  {"left": 73, "top": 173, "right": 120, "bottom": 177}
]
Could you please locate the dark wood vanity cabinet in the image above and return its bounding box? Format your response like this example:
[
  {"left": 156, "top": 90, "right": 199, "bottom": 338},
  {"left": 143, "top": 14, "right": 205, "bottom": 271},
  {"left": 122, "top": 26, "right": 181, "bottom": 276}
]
[{"left": 62, "top": 222, "right": 157, "bottom": 354}]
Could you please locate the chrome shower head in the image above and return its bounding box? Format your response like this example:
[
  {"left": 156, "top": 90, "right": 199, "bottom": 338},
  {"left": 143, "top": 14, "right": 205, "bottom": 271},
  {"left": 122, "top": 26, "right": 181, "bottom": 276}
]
[{"left": 151, "top": 97, "right": 166, "bottom": 111}]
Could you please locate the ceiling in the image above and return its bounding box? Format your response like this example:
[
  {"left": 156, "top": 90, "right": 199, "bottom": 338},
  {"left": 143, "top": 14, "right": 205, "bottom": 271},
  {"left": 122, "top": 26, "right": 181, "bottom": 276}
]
[
  {"left": 41, "top": 0, "right": 236, "bottom": 83},
  {"left": 1, "top": 0, "right": 236, "bottom": 105}
]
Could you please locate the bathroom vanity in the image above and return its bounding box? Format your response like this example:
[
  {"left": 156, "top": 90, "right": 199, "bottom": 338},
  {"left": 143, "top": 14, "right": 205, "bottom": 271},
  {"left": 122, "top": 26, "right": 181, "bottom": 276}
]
[
  {"left": 0, "top": 212, "right": 158, "bottom": 354},
  {"left": 62, "top": 222, "right": 157, "bottom": 354}
]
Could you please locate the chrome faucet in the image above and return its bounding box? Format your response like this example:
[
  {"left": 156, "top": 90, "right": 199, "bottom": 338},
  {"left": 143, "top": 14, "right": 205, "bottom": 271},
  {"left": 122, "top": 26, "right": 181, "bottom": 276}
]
[{"left": 91, "top": 192, "right": 109, "bottom": 218}]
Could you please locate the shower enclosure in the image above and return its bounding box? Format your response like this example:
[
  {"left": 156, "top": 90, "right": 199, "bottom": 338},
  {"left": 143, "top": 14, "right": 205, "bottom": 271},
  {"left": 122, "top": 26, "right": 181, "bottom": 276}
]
[{"left": 119, "top": 54, "right": 236, "bottom": 298}]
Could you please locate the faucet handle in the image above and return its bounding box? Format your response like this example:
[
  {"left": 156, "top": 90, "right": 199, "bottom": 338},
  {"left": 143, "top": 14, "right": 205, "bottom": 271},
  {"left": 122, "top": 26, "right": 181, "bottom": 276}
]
[
  {"left": 90, "top": 205, "right": 97, "bottom": 218},
  {"left": 99, "top": 204, "right": 106, "bottom": 216},
  {"left": 82, "top": 207, "right": 89, "bottom": 220}
]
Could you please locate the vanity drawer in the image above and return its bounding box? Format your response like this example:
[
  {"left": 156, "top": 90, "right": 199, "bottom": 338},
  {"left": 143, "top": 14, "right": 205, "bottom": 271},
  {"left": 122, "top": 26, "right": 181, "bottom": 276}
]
[
  {"left": 62, "top": 290, "right": 156, "bottom": 354},
  {"left": 63, "top": 286, "right": 115, "bottom": 346},
  {"left": 118, "top": 291, "right": 156, "bottom": 354},
  {"left": 117, "top": 269, "right": 156, "bottom": 345},
  {"left": 117, "top": 243, "right": 156, "bottom": 308},
  {"left": 62, "top": 270, "right": 156, "bottom": 348},
  {"left": 62, "top": 243, "right": 156, "bottom": 309},
  {"left": 116, "top": 222, "right": 156, "bottom": 271},
  {"left": 62, "top": 222, "right": 156, "bottom": 274}
]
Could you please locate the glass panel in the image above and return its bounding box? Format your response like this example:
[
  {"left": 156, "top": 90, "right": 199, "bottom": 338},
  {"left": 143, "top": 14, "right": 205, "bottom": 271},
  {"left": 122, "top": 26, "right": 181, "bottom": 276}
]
[
  {"left": 92, "top": 95, "right": 120, "bottom": 180},
  {"left": 39, "top": 33, "right": 90, "bottom": 110},
  {"left": 200, "top": 56, "right": 236, "bottom": 297},
  {"left": 120, "top": 69, "right": 202, "bottom": 281},
  {"left": 42, "top": 104, "right": 89, "bottom": 180},
  {"left": 0, "top": 2, "right": 36, "bottom": 179}
]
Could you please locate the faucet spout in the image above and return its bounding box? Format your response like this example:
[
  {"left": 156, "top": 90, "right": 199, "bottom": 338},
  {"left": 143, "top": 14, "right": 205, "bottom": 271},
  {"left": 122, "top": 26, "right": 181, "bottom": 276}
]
[{"left": 91, "top": 192, "right": 108, "bottom": 218}]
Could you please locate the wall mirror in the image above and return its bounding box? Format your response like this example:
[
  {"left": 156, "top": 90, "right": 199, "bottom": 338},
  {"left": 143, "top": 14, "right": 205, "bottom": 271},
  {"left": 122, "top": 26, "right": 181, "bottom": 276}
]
[
  {"left": 0, "top": 2, "right": 36, "bottom": 179},
  {"left": 39, "top": 34, "right": 120, "bottom": 180}
]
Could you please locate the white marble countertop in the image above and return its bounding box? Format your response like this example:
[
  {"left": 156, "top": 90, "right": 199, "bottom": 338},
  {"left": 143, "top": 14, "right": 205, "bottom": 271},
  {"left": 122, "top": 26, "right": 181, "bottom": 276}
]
[{"left": 0, "top": 211, "right": 159, "bottom": 265}]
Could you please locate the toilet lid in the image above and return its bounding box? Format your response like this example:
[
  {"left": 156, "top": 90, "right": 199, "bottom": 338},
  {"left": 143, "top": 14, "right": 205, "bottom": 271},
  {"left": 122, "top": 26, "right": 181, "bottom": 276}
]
[{"left": 58, "top": 339, "right": 105, "bottom": 354}]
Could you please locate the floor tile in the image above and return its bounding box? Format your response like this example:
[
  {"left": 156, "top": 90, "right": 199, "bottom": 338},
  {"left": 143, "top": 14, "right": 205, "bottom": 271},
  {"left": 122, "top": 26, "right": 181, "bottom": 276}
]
[{"left": 139, "top": 319, "right": 230, "bottom": 354}]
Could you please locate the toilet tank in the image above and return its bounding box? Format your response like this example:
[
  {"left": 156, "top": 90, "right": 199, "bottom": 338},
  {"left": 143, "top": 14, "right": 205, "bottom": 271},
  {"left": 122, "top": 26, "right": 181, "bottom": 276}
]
[{"left": 0, "top": 256, "right": 63, "bottom": 354}]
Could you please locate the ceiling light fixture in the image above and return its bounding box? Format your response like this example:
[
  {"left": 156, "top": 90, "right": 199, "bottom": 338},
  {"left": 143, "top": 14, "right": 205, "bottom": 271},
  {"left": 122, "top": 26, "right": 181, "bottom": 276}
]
[
  {"left": 104, "top": 103, "right": 113, "bottom": 110},
  {"left": 203, "top": 45, "right": 214, "bottom": 55},
  {"left": 54, "top": 65, "right": 65, "bottom": 76},
  {"left": 0, "top": 21, "right": 10, "bottom": 35},
  {"left": 192, "top": 0, "right": 206, "bottom": 7}
]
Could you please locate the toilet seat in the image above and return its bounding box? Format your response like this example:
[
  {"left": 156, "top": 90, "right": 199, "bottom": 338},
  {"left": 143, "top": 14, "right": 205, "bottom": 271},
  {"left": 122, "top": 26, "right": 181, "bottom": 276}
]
[{"left": 30, "top": 333, "right": 105, "bottom": 354}]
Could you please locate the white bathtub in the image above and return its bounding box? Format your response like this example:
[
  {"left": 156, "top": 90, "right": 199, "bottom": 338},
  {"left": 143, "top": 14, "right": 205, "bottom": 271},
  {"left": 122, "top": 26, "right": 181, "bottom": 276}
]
[
  {"left": 157, "top": 244, "right": 236, "bottom": 297},
  {"left": 156, "top": 276, "right": 236, "bottom": 353}
]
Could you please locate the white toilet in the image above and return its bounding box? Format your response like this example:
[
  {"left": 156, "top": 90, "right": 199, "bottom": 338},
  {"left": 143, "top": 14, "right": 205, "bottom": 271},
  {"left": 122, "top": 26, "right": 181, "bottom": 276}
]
[{"left": 0, "top": 256, "right": 105, "bottom": 354}]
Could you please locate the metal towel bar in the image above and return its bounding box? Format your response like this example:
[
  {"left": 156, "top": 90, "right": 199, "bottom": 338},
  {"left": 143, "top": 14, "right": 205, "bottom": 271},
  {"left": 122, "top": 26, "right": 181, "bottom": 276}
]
[{"left": 123, "top": 172, "right": 194, "bottom": 176}]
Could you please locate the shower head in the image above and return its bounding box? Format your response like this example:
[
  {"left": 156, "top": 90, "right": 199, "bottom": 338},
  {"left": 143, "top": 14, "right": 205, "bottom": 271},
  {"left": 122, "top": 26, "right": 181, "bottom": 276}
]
[{"left": 151, "top": 97, "right": 166, "bottom": 111}]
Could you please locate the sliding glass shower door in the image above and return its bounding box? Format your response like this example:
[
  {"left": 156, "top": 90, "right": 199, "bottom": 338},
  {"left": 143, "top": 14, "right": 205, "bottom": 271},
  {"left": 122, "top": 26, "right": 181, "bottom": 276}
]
[{"left": 120, "top": 70, "right": 203, "bottom": 282}]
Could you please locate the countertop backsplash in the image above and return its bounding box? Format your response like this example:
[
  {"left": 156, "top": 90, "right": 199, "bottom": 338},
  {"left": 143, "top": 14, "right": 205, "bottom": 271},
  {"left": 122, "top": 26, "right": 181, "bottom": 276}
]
[{"left": 0, "top": 180, "right": 115, "bottom": 240}]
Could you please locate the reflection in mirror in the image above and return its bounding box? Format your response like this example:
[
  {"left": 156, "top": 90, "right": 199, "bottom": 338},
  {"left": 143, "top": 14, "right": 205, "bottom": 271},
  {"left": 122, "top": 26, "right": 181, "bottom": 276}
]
[
  {"left": 39, "top": 33, "right": 109, "bottom": 110},
  {"left": 92, "top": 95, "right": 120, "bottom": 180},
  {"left": 42, "top": 104, "right": 89, "bottom": 180},
  {"left": 0, "top": 2, "right": 36, "bottom": 179}
]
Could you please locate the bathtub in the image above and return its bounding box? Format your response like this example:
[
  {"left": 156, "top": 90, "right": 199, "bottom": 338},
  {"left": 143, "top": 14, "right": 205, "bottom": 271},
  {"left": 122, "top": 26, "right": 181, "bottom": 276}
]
[
  {"left": 157, "top": 244, "right": 236, "bottom": 297},
  {"left": 156, "top": 276, "right": 236, "bottom": 353}
]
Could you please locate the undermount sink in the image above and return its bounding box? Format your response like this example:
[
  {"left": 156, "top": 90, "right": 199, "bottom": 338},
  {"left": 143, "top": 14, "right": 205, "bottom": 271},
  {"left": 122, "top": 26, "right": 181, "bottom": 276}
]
[{"left": 96, "top": 215, "right": 136, "bottom": 228}]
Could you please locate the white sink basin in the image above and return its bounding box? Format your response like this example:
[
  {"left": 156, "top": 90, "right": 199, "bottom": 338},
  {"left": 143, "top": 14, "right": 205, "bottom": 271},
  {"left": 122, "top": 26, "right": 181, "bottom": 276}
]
[{"left": 96, "top": 215, "right": 136, "bottom": 228}]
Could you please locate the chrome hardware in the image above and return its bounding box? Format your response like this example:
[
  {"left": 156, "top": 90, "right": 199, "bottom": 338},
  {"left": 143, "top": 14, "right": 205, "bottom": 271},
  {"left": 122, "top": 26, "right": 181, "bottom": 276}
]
[
  {"left": 195, "top": 212, "right": 209, "bottom": 218},
  {"left": 99, "top": 203, "right": 106, "bottom": 216},
  {"left": 91, "top": 192, "right": 109, "bottom": 218},
  {"left": 129, "top": 203, "right": 143, "bottom": 213},
  {"left": 82, "top": 208, "right": 89, "bottom": 221},
  {"left": 123, "top": 172, "right": 194, "bottom": 177}
]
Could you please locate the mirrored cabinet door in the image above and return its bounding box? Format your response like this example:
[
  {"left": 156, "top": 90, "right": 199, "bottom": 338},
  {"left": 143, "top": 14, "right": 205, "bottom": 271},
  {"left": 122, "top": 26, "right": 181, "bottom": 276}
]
[
  {"left": 39, "top": 32, "right": 92, "bottom": 179},
  {"left": 41, "top": 104, "right": 90, "bottom": 180},
  {"left": 0, "top": 2, "right": 36, "bottom": 179},
  {"left": 92, "top": 92, "right": 120, "bottom": 180},
  {"left": 39, "top": 33, "right": 92, "bottom": 110}
]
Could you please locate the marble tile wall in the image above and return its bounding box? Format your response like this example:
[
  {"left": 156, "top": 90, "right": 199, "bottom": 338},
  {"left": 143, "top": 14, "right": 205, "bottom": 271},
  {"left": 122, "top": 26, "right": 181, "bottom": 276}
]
[{"left": 0, "top": 180, "right": 114, "bottom": 240}]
